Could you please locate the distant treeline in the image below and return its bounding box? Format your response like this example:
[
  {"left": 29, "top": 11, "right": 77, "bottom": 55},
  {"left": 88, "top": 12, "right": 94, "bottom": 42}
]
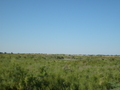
[{"left": 0, "top": 52, "right": 13, "bottom": 54}]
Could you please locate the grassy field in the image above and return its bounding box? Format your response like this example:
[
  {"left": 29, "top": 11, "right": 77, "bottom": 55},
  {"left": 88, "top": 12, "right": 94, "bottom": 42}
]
[{"left": 0, "top": 53, "right": 120, "bottom": 90}]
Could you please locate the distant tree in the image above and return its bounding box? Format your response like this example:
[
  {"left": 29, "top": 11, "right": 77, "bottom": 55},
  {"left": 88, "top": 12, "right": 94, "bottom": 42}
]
[
  {"left": 0, "top": 52, "right": 3, "bottom": 54},
  {"left": 4, "top": 52, "right": 7, "bottom": 54},
  {"left": 11, "top": 52, "right": 13, "bottom": 54}
]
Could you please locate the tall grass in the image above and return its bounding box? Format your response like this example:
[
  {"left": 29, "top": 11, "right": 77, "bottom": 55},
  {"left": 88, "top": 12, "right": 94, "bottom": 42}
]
[{"left": 0, "top": 54, "right": 120, "bottom": 90}]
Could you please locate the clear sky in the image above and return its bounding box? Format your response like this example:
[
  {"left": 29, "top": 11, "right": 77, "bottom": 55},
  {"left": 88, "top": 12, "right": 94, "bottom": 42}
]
[{"left": 0, "top": 0, "right": 120, "bottom": 55}]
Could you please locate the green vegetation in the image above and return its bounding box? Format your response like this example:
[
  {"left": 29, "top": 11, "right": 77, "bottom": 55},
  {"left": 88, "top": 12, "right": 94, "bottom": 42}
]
[{"left": 0, "top": 53, "right": 120, "bottom": 90}]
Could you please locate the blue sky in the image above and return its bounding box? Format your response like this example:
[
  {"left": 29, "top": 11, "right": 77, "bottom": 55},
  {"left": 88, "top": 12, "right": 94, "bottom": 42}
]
[{"left": 0, "top": 0, "right": 120, "bottom": 55}]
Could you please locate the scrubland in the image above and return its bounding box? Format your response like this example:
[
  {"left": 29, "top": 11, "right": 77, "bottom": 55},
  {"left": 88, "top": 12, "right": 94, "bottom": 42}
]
[{"left": 0, "top": 54, "right": 120, "bottom": 90}]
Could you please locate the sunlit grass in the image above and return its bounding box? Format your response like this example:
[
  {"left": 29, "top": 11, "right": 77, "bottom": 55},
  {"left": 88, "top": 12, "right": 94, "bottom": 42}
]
[{"left": 0, "top": 54, "right": 120, "bottom": 90}]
